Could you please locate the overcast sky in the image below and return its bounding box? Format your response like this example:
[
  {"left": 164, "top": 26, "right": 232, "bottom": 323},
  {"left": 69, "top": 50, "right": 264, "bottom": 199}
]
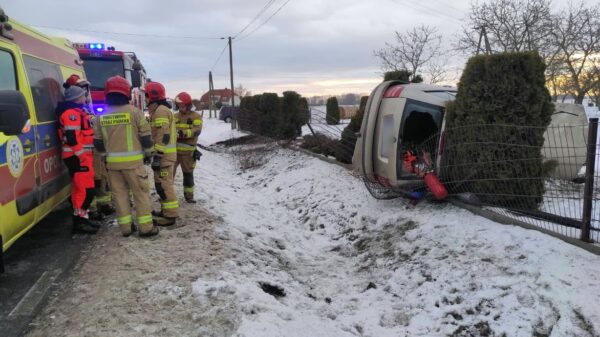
[{"left": 2, "top": 0, "right": 577, "bottom": 98}]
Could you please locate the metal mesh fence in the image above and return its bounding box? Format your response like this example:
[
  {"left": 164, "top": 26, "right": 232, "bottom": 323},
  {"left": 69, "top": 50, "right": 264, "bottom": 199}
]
[
  {"left": 226, "top": 107, "right": 600, "bottom": 244},
  {"left": 405, "top": 122, "right": 600, "bottom": 243}
]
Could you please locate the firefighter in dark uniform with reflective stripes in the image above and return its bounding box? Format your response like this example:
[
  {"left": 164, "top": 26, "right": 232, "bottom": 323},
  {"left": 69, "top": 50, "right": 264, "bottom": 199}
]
[
  {"left": 93, "top": 76, "right": 158, "bottom": 237},
  {"left": 145, "top": 81, "right": 179, "bottom": 226},
  {"left": 174, "top": 92, "right": 202, "bottom": 203},
  {"left": 58, "top": 85, "right": 97, "bottom": 234}
]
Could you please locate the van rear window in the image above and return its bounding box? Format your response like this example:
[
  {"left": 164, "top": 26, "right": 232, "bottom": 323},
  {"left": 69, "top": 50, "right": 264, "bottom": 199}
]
[{"left": 0, "top": 49, "right": 16, "bottom": 90}]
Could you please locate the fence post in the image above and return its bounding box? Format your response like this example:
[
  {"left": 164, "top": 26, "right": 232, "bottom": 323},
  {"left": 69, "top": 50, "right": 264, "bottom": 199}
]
[{"left": 582, "top": 118, "right": 598, "bottom": 242}]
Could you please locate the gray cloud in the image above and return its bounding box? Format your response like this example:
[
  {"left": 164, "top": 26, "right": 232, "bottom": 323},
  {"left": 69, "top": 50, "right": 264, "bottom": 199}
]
[{"left": 2, "top": 0, "right": 575, "bottom": 98}]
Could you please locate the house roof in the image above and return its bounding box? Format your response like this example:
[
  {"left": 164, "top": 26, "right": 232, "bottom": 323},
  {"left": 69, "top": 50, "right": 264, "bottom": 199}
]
[{"left": 199, "top": 88, "right": 239, "bottom": 103}]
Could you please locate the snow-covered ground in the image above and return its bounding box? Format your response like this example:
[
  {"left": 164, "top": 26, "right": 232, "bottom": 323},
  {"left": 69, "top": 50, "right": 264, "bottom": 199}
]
[
  {"left": 25, "top": 118, "right": 600, "bottom": 337},
  {"left": 198, "top": 116, "right": 248, "bottom": 147},
  {"left": 302, "top": 106, "right": 350, "bottom": 139}
]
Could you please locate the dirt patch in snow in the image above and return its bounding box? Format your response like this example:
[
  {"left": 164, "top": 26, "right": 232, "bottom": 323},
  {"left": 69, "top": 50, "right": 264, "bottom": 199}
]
[{"left": 24, "top": 203, "right": 236, "bottom": 337}]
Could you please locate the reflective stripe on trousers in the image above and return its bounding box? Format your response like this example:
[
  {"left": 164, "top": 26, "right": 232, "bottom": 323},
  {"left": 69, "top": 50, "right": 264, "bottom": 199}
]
[
  {"left": 161, "top": 200, "right": 179, "bottom": 209},
  {"left": 176, "top": 143, "right": 195, "bottom": 152},
  {"left": 106, "top": 151, "right": 144, "bottom": 163},
  {"left": 155, "top": 143, "right": 177, "bottom": 154},
  {"left": 118, "top": 214, "right": 132, "bottom": 225}
]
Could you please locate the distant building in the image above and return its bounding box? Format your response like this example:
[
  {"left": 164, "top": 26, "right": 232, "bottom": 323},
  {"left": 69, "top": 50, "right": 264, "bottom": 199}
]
[{"left": 199, "top": 88, "right": 240, "bottom": 109}]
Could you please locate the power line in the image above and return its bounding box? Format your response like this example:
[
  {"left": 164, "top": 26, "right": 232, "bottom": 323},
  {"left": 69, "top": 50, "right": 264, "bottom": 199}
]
[
  {"left": 30, "top": 24, "right": 223, "bottom": 40},
  {"left": 234, "top": 0, "right": 278, "bottom": 38},
  {"left": 237, "top": 0, "right": 293, "bottom": 42},
  {"left": 210, "top": 41, "right": 229, "bottom": 71}
]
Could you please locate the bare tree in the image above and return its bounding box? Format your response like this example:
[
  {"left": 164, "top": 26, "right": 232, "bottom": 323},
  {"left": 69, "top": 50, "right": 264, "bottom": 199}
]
[
  {"left": 457, "top": 0, "right": 553, "bottom": 55},
  {"left": 235, "top": 84, "right": 251, "bottom": 97},
  {"left": 374, "top": 25, "right": 443, "bottom": 82},
  {"left": 548, "top": 2, "right": 600, "bottom": 104}
]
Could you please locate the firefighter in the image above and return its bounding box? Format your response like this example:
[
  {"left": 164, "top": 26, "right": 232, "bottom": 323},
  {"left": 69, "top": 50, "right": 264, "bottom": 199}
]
[
  {"left": 174, "top": 92, "right": 202, "bottom": 203},
  {"left": 58, "top": 86, "right": 98, "bottom": 234},
  {"left": 144, "top": 81, "right": 179, "bottom": 226},
  {"left": 64, "top": 74, "right": 115, "bottom": 220},
  {"left": 93, "top": 76, "right": 159, "bottom": 237}
]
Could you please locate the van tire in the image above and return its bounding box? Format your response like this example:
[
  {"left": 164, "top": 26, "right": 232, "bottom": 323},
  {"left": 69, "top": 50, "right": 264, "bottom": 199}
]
[{"left": 225, "top": 117, "right": 232, "bottom": 123}]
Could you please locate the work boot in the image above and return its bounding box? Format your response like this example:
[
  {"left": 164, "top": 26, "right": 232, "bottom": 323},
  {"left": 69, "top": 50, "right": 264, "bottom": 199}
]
[
  {"left": 153, "top": 216, "right": 177, "bottom": 227},
  {"left": 122, "top": 224, "right": 138, "bottom": 237},
  {"left": 72, "top": 216, "right": 99, "bottom": 234},
  {"left": 152, "top": 210, "right": 164, "bottom": 217},
  {"left": 99, "top": 204, "right": 116, "bottom": 216},
  {"left": 88, "top": 210, "right": 104, "bottom": 221},
  {"left": 184, "top": 193, "right": 196, "bottom": 204},
  {"left": 139, "top": 226, "right": 159, "bottom": 238}
]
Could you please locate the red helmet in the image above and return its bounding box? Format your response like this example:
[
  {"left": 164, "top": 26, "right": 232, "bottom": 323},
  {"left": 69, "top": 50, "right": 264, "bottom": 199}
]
[
  {"left": 144, "top": 82, "right": 166, "bottom": 102},
  {"left": 174, "top": 92, "right": 192, "bottom": 106},
  {"left": 105, "top": 76, "right": 131, "bottom": 98},
  {"left": 66, "top": 74, "right": 81, "bottom": 86}
]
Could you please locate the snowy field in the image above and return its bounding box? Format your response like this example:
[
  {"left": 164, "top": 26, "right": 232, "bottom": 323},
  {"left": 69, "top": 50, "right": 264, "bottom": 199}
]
[{"left": 25, "top": 118, "right": 600, "bottom": 337}]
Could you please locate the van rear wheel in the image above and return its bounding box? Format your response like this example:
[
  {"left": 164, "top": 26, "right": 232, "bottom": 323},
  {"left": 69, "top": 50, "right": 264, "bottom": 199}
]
[{"left": 225, "top": 117, "right": 232, "bottom": 123}]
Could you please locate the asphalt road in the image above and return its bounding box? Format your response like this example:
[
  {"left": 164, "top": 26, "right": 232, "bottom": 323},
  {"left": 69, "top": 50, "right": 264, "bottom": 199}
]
[{"left": 0, "top": 204, "right": 91, "bottom": 337}]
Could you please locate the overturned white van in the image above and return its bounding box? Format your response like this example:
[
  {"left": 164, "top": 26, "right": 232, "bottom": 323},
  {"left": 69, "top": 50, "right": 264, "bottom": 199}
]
[{"left": 352, "top": 81, "right": 456, "bottom": 195}]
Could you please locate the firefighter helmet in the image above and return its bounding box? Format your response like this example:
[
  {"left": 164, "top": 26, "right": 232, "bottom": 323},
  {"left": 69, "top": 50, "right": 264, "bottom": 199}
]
[
  {"left": 105, "top": 76, "right": 131, "bottom": 98},
  {"left": 174, "top": 92, "right": 192, "bottom": 106},
  {"left": 144, "top": 82, "right": 166, "bottom": 102},
  {"left": 66, "top": 74, "right": 81, "bottom": 86}
]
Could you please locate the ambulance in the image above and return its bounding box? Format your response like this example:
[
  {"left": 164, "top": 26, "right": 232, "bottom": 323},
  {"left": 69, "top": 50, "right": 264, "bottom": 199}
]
[{"left": 0, "top": 7, "right": 85, "bottom": 271}]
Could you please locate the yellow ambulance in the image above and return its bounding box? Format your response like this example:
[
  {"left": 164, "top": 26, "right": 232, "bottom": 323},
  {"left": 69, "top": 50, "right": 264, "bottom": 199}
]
[{"left": 0, "top": 7, "right": 85, "bottom": 271}]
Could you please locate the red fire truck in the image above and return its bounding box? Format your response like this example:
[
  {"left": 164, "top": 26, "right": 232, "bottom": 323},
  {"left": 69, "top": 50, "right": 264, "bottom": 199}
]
[{"left": 74, "top": 43, "right": 147, "bottom": 113}]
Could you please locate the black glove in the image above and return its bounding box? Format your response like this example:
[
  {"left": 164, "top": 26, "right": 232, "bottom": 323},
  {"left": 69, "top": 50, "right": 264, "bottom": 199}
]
[
  {"left": 151, "top": 154, "right": 162, "bottom": 171},
  {"left": 193, "top": 149, "right": 202, "bottom": 161},
  {"left": 178, "top": 130, "right": 185, "bottom": 139}
]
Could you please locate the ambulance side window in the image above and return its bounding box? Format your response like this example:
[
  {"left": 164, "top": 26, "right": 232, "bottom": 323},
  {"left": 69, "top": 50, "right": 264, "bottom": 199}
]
[
  {"left": 23, "top": 55, "right": 64, "bottom": 122},
  {"left": 0, "top": 49, "right": 17, "bottom": 90}
]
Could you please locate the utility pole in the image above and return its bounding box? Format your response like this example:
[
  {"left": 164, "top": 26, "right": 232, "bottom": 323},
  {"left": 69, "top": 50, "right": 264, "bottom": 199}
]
[
  {"left": 208, "top": 71, "right": 214, "bottom": 118},
  {"left": 228, "top": 36, "right": 237, "bottom": 130},
  {"left": 475, "top": 25, "right": 492, "bottom": 55}
]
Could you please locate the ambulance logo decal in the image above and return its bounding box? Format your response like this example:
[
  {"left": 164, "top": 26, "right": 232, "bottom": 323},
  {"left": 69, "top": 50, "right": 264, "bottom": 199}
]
[{"left": 7, "top": 137, "right": 24, "bottom": 178}]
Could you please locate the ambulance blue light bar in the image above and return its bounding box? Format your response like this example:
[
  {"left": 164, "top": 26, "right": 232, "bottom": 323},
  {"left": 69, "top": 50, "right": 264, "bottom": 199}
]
[{"left": 87, "top": 43, "right": 105, "bottom": 50}]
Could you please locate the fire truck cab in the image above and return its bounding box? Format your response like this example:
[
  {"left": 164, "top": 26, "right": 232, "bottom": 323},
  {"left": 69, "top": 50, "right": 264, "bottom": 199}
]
[
  {"left": 353, "top": 81, "right": 456, "bottom": 194},
  {"left": 75, "top": 43, "right": 147, "bottom": 113},
  {"left": 0, "top": 7, "right": 86, "bottom": 271}
]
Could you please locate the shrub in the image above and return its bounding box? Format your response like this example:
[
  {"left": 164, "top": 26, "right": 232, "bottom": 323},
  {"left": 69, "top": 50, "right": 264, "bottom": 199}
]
[
  {"left": 445, "top": 51, "right": 554, "bottom": 210},
  {"left": 301, "top": 133, "right": 337, "bottom": 157},
  {"left": 280, "top": 91, "right": 306, "bottom": 139},
  {"left": 383, "top": 70, "right": 423, "bottom": 83},
  {"left": 336, "top": 96, "right": 368, "bottom": 163},
  {"left": 237, "top": 92, "right": 309, "bottom": 140},
  {"left": 326, "top": 97, "right": 340, "bottom": 125}
]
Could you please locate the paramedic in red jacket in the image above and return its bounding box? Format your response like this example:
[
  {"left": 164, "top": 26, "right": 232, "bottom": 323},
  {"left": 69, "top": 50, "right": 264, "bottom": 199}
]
[{"left": 58, "top": 86, "right": 98, "bottom": 234}]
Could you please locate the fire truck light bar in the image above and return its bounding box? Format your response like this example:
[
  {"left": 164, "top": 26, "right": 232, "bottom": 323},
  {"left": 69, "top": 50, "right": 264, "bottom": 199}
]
[{"left": 87, "top": 43, "right": 104, "bottom": 50}]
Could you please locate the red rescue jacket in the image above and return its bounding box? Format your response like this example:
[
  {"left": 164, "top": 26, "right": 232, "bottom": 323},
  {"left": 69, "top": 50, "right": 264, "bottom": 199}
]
[{"left": 59, "top": 107, "right": 94, "bottom": 159}]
